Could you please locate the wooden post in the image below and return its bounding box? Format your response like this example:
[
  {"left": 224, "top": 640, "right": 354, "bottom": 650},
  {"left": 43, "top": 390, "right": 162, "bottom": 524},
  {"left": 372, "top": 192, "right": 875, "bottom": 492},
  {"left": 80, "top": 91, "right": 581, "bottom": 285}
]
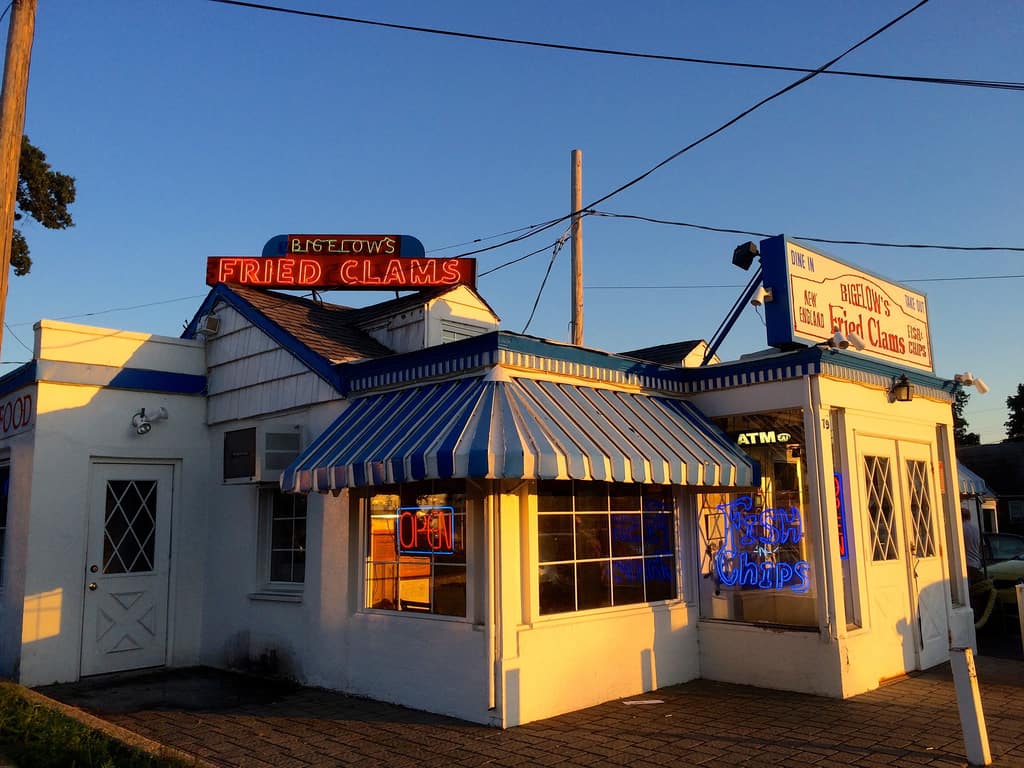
[
  {"left": 0, "top": 0, "right": 38, "bottom": 354},
  {"left": 570, "top": 149, "right": 583, "bottom": 346}
]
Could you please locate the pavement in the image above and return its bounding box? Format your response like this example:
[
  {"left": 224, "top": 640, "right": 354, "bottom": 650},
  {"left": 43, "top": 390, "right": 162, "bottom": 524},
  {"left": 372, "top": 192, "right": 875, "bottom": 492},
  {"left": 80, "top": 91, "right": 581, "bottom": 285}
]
[{"left": 27, "top": 635, "right": 1024, "bottom": 768}]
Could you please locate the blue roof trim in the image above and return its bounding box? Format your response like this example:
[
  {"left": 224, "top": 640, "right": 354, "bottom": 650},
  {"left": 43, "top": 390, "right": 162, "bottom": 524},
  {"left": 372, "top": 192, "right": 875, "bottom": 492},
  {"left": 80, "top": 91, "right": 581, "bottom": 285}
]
[
  {"left": 675, "top": 346, "right": 951, "bottom": 393},
  {"left": 106, "top": 368, "right": 207, "bottom": 394},
  {"left": 0, "top": 361, "right": 36, "bottom": 398},
  {"left": 183, "top": 284, "right": 344, "bottom": 392}
]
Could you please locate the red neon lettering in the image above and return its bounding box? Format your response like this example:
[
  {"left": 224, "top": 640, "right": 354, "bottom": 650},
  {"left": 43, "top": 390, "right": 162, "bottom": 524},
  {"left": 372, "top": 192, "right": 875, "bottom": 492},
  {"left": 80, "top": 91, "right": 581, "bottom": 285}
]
[
  {"left": 383, "top": 259, "right": 405, "bottom": 284},
  {"left": 278, "top": 259, "right": 295, "bottom": 283},
  {"left": 399, "top": 510, "right": 417, "bottom": 550},
  {"left": 217, "top": 259, "right": 243, "bottom": 283},
  {"left": 340, "top": 260, "right": 359, "bottom": 283},
  {"left": 299, "top": 259, "right": 322, "bottom": 284},
  {"left": 437, "top": 512, "right": 452, "bottom": 551},
  {"left": 361, "top": 259, "right": 383, "bottom": 284},
  {"left": 408, "top": 260, "right": 435, "bottom": 284},
  {"left": 241, "top": 260, "right": 261, "bottom": 283},
  {"left": 441, "top": 259, "right": 464, "bottom": 284}
]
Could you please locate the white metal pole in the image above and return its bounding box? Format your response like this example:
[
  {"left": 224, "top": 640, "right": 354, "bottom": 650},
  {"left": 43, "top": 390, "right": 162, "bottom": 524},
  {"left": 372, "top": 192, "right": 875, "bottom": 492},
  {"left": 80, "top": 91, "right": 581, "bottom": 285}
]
[{"left": 949, "top": 646, "right": 991, "bottom": 766}]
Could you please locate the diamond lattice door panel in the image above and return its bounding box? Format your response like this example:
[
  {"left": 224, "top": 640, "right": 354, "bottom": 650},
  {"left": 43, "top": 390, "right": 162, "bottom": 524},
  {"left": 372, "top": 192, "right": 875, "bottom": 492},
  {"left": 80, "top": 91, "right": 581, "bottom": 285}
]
[
  {"left": 81, "top": 464, "right": 173, "bottom": 677},
  {"left": 905, "top": 460, "right": 935, "bottom": 557},
  {"left": 864, "top": 455, "right": 898, "bottom": 561}
]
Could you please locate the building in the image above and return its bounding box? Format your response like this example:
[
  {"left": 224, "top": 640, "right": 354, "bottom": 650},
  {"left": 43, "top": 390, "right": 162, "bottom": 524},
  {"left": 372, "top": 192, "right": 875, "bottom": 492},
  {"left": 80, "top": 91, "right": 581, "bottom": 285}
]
[{"left": 0, "top": 235, "right": 977, "bottom": 727}]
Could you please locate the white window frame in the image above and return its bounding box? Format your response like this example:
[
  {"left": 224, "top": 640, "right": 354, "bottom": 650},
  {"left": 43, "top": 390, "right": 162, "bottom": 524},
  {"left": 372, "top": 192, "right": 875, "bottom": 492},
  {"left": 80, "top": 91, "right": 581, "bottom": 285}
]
[
  {"left": 254, "top": 486, "right": 307, "bottom": 599},
  {"left": 0, "top": 462, "right": 8, "bottom": 592}
]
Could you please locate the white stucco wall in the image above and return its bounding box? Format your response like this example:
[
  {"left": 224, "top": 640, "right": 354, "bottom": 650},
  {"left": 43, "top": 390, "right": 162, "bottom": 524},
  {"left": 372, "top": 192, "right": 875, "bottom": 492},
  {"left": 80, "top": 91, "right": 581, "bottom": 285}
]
[
  {"left": 0, "top": 390, "right": 38, "bottom": 680},
  {"left": 16, "top": 322, "right": 210, "bottom": 687}
]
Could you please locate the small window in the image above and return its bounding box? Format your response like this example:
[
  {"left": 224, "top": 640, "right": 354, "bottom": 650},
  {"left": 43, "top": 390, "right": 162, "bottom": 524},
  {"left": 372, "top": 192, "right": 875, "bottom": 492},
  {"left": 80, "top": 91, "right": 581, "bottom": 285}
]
[
  {"left": 0, "top": 464, "right": 9, "bottom": 590},
  {"left": 363, "top": 481, "right": 467, "bottom": 617},
  {"left": 259, "top": 488, "right": 307, "bottom": 588}
]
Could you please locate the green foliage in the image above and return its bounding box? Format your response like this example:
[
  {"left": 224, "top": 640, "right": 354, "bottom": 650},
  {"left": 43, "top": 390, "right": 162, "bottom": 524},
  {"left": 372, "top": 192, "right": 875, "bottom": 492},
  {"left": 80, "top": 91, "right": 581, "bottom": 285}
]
[
  {"left": 953, "top": 387, "right": 980, "bottom": 446},
  {"left": 0, "top": 686, "right": 188, "bottom": 768},
  {"left": 12, "top": 134, "right": 77, "bottom": 276},
  {"left": 1006, "top": 383, "right": 1024, "bottom": 442}
]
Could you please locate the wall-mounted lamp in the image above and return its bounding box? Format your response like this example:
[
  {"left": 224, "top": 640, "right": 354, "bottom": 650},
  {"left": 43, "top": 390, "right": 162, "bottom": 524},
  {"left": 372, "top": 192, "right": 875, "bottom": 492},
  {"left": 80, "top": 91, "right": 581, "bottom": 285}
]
[
  {"left": 750, "top": 285, "right": 773, "bottom": 306},
  {"left": 955, "top": 371, "right": 989, "bottom": 395},
  {"left": 890, "top": 374, "right": 913, "bottom": 403},
  {"left": 132, "top": 407, "right": 168, "bottom": 435},
  {"left": 825, "top": 327, "right": 866, "bottom": 351},
  {"left": 195, "top": 312, "right": 220, "bottom": 337}
]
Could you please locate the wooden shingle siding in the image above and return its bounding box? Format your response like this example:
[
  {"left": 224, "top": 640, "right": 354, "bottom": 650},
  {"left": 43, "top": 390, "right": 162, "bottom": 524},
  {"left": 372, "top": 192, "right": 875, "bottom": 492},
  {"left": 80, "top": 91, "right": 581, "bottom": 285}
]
[{"left": 206, "top": 306, "right": 341, "bottom": 424}]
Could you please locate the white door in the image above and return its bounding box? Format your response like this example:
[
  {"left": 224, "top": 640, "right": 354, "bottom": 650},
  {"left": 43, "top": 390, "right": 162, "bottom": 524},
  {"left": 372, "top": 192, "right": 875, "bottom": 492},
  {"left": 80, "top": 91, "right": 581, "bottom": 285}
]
[
  {"left": 896, "top": 441, "right": 949, "bottom": 670},
  {"left": 81, "top": 463, "right": 173, "bottom": 677},
  {"left": 856, "top": 436, "right": 916, "bottom": 680}
]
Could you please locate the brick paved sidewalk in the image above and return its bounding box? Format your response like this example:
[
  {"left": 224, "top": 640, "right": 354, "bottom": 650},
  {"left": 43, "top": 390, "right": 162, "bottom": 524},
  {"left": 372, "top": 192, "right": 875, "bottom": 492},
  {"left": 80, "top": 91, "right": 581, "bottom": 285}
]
[{"left": 36, "top": 655, "right": 1024, "bottom": 768}]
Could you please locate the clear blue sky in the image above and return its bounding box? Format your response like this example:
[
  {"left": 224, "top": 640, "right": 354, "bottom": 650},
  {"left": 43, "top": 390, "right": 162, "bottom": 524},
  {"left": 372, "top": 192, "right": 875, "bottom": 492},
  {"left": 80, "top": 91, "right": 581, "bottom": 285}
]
[{"left": 4, "top": 0, "right": 1022, "bottom": 442}]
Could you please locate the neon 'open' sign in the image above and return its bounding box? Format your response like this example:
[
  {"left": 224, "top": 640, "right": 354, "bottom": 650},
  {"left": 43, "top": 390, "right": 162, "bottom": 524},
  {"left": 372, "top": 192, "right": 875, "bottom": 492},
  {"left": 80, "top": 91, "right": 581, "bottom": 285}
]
[{"left": 396, "top": 506, "right": 455, "bottom": 555}]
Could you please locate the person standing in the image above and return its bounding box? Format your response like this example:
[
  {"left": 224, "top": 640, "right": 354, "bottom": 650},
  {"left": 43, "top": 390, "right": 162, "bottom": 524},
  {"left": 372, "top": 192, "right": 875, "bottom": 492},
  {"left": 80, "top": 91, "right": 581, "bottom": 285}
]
[{"left": 961, "top": 507, "right": 983, "bottom": 583}]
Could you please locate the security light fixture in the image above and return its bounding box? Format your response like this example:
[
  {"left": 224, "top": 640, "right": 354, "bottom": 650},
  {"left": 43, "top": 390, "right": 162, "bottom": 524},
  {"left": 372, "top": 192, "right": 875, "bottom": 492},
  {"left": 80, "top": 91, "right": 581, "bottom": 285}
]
[
  {"left": 732, "top": 241, "right": 759, "bottom": 270},
  {"left": 955, "top": 372, "right": 989, "bottom": 395},
  {"left": 132, "top": 407, "right": 169, "bottom": 435},
  {"left": 750, "top": 285, "right": 773, "bottom": 306},
  {"left": 824, "top": 328, "right": 865, "bottom": 351}
]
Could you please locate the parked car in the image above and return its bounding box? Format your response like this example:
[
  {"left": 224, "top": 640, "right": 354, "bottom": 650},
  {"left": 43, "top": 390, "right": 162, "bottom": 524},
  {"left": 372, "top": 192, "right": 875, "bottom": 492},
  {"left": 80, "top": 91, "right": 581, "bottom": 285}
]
[
  {"left": 982, "top": 532, "right": 1024, "bottom": 565},
  {"left": 986, "top": 553, "right": 1024, "bottom": 617}
]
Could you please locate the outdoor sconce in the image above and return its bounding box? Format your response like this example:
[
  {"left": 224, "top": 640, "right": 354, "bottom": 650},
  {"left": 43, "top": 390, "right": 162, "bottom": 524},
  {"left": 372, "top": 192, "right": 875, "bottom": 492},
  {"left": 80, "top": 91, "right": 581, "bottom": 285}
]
[{"left": 890, "top": 374, "right": 913, "bottom": 403}]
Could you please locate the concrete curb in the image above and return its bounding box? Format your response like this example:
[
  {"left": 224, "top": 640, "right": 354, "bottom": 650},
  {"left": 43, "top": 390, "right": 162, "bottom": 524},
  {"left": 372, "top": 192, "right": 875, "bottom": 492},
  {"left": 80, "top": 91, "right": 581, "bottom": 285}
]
[{"left": 0, "top": 681, "right": 220, "bottom": 768}]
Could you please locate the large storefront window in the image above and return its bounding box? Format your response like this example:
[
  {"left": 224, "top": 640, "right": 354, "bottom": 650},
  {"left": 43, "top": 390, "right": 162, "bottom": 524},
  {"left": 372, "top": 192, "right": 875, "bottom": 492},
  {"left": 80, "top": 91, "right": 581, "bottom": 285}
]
[
  {"left": 698, "top": 409, "right": 818, "bottom": 628},
  {"left": 363, "top": 481, "right": 467, "bottom": 617},
  {"left": 537, "top": 480, "right": 677, "bottom": 616}
]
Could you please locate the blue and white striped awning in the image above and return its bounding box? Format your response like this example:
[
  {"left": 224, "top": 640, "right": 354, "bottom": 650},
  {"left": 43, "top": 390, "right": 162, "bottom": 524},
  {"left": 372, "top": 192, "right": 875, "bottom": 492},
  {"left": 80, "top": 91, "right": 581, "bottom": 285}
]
[
  {"left": 958, "top": 461, "right": 994, "bottom": 497},
  {"left": 281, "top": 367, "right": 758, "bottom": 493}
]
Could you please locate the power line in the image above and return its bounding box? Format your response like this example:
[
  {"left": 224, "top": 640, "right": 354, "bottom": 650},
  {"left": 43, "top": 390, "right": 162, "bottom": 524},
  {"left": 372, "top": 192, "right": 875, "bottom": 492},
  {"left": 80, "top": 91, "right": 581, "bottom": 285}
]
[
  {"left": 586, "top": 274, "right": 1024, "bottom": 290},
  {"left": 427, "top": 217, "right": 564, "bottom": 254},
  {"left": 8, "top": 294, "right": 207, "bottom": 327},
  {"left": 521, "top": 228, "right": 572, "bottom": 334},
  {"left": 590, "top": 211, "right": 1024, "bottom": 253},
  {"left": 207, "top": 0, "right": 1024, "bottom": 92},
  {"left": 451, "top": 0, "right": 935, "bottom": 260}
]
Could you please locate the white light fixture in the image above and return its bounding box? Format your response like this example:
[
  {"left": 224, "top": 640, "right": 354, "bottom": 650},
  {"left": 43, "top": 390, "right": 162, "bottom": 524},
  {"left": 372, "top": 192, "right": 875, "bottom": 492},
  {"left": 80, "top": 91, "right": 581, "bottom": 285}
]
[
  {"left": 955, "top": 372, "right": 989, "bottom": 395},
  {"left": 750, "top": 285, "right": 773, "bottom": 306},
  {"left": 825, "top": 327, "right": 865, "bottom": 351},
  {"left": 131, "top": 407, "right": 169, "bottom": 435}
]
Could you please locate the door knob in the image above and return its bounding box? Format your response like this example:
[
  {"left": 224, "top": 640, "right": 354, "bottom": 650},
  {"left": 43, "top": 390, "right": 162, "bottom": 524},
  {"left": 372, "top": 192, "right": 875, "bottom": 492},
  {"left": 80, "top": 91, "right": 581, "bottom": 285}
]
[{"left": 88, "top": 582, "right": 97, "bottom": 591}]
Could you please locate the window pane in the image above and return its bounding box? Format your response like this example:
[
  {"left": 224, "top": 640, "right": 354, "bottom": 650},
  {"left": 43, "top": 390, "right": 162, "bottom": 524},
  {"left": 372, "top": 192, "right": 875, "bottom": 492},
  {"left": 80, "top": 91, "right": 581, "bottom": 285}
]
[
  {"left": 432, "top": 564, "right": 467, "bottom": 617},
  {"left": 644, "top": 556, "right": 676, "bottom": 602},
  {"left": 612, "top": 559, "right": 645, "bottom": 605},
  {"left": 610, "top": 483, "right": 640, "bottom": 511},
  {"left": 539, "top": 514, "right": 574, "bottom": 562},
  {"left": 643, "top": 512, "right": 674, "bottom": 556},
  {"left": 611, "top": 513, "right": 643, "bottom": 557},
  {"left": 367, "top": 562, "right": 398, "bottom": 609},
  {"left": 576, "top": 561, "right": 611, "bottom": 610},
  {"left": 399, "top": 557, "right": 432, "bottom": 611},
  {"left": 575, "top": 514, "right": 609, "bottom": 559},
  {"left": 643, "top": 485, "right": 673, "bottom": 512},
  {"left": 539, "top": 564, "right": 575, "bottom": 615},
  {"left": 537, "top": 480, "right": 572, "bottom": 512},
  {"left": 575, "top": 481, "right": 607, "bottom": 512}
]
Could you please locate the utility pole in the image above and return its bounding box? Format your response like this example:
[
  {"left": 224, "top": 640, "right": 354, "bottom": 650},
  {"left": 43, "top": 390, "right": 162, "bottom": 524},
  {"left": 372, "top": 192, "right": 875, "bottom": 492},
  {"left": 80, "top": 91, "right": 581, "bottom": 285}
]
[
  {"left": 0, "top": 0, "right": 38, "bottom": 355},
  {"left": 570, "top": 149, "right": 583, "bottom": 346}
]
